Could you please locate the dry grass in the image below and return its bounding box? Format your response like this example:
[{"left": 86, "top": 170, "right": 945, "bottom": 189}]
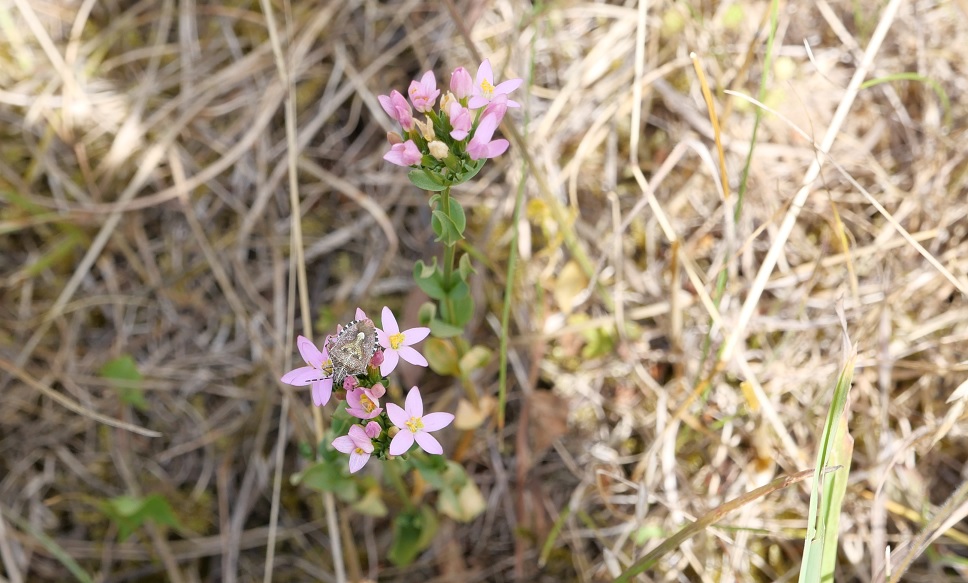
[{"left": 2, "top": 0, "right": 968, "bottom": 581}]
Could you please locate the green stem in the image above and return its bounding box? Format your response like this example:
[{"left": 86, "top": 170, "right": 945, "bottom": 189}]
[{"left": 436, "top": 186, "right": 478, "bottom": 407}]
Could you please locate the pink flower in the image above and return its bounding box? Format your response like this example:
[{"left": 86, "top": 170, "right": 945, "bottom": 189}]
[
  {"left": 332, "top": 422, "right": 382, "bottom": 473},
  {"left": 387, "top": 387, "right": 454, "bottom": 455},
  {"left": 377, "top": 306, "right": 430, "bottom": 376},
  {"left": 450, "top": 67, "right": 473, "bottom": 99},
  {"left": 467, "top": 59, "right": 522, "bottom": 109},
  {"left": 345, "top": 386, "right": 383, "bottom": 420},
  {"left": 408, "top": 71, "right": 440, "bottom": 113},
  {"left": 378, "top": 90, "right": 415, "bottom": 131},
  {"left": 466, "top": 114, "right": 509, "bottom": 160},
  {"left": 280, "top": 336, "right": 334, "bottom": 407},
  {"left": 447, "top": 100, "right": 472, "bottom": 140},
  {"left": 384, "top": 140, "right": 422, "bottom": 167}
]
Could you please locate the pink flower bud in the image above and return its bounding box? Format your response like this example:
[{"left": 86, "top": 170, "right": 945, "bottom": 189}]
[
  {"left": 370, "top": 350, "right": 385, "bottom": 367},
  {"left": 370, "top": 382, "right": 386, "bottom": 399},
  {"left": 383, "top": 140, "right": 422, "bottom": 167},
  {"left": 450, "top": 67, "right": 473, "bottom": 99}
]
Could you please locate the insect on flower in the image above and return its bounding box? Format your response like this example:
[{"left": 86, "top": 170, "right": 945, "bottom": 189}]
[{"left": 325, "top": 318, "right": 379, "bottom": 384}]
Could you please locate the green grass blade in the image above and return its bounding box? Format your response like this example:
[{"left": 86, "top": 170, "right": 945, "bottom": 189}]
[{"left": 798, "top": 330, "right": 857, "bottom": 583}]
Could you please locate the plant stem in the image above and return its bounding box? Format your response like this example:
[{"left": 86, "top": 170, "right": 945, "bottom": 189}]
[{"left": 436, "top": 185, "right": 479, "bottom": 407}]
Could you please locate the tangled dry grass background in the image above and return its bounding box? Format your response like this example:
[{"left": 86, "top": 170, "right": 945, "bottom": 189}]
[{"left": 2, "top": 0, "right": 968, "bottom": 581}]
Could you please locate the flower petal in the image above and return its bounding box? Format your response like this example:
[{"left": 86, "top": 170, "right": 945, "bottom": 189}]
[
  {"left": 397, "top": 345, "right": 428, "bottom": 368},
  {"left": 402, "top": 326, "right": 430, "bottom": 344},
  {"left": 356, "top": 307, "right": 367, "bottom": 320},
  {"left": 494, "top": 78, "right": 523, "bottom": 94},
  {"left": 377, "top": 328, "right": 390, "bottom": 349},
  {"left": 420, "top": 412, "right": 454, "bottom": 432},
  {"left": 311, "top": 378, "right": 333, "bottom": 406},
  {"left": 280, "top": 366, "right": 321, "bottom": 386},
  {"left": 389, "top": 430, "right": 415, "bottom": 456},
  {"left": 381, "top": 306, "right": 400, "bottom": 335},
  {"left": 386, "top": 402, "right": 409, "bottom": 429},
  {"left": 296, "top": 336, "right": 324, "bottom": 368},
  {"left": 475, "top": 59, "right": 493, "bottom": 87},
  {"left": 332, "top": 435, "right": 355, "bottom": 454},
  {"left": 414, "top": 431, "right": 443, "bottom": 455},
  {"left": 404, "top": 386, "right": 423, "bottom": 418},
  {"left": 348, "top": 451, "right": 370, "bottom": 473},
  {"left": 380, "top": 349, "right": 400, "bottom": 377}
]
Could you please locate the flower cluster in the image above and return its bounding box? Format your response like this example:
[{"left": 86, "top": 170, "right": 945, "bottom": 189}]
[
  {"left": 379, "top": 59, "right": 521, "bottom": 181},
  {"left": 281, "top": 307, "right": 453, "bottom": 472}
]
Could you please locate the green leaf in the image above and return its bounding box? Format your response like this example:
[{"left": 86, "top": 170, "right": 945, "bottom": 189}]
[
  {"left": 449, "top": 198, "right": 466, "bottom": 236},
  {"left": 417, "top": 302, "right": 436, "bottom": 326},
  {"left": 351, "top": 484, "right": 388, "bottom": 517},
  {"left": 414, "top": 257, "right": 438, "bottom": 279},
  {"left": 101, "top": 494, "right": 181, "bottom": 541},
  {"left": 450, "top": 158, "right": 487, "bottom": 186},
  {"left": 446, "top": 280, "right": 469, "bottom": 300},
  {"left": 408, "top": 169, "right": 448, "bottom": 191},
  {"left": 429, "top": 318, "right": 464, "bottom": 338},
  {"left": 458, "top": 253, "right": 475, "bottom": 281},
  {"left": 293, "top": 456, "right": 358, "bottom": 503},
  {"left": 413, "top": 262, "right": 447, "bottom": 300},
  {"left": 438, "top": 478, "right": 486, "bottom": 523},
  {"left": 441, "top": 293, "right": 474, "bottom": 327},
  {"left": 388, "top": 505, "right": 438, "bottom": 566},
  {"left": 459, "top": 345, "right": 493, "bottom": 375},
  {"left": 428, "top": 194, "right": 441, "bottom": 208},
  {"left": 423, "top": 338, "right": 459, "bottom": 375},
  {"left": 99, "top": 355, "right": 147, "bottom": 411},
  {"left": 431, "top": 210, "right": 462, "bottom": 246},
  {"left": 411, "top": 454, "right": 449, "bottom": 489}
]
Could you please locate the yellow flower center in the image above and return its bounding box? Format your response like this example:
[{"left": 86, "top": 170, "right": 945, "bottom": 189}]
[
  {"left": 354, "top": 446, "right": 366, "bottom": 455},
  {"left": 479, "top": 78, "right": 494, "bottom": 98},
  {"left": 360, "top": 394, "right": 376, "bottom": 413},
  {"left": 389, "top": 332, "right": 406, "bottom": 350},
  {"left": 405, "top": 416, "right": 424, "bottom": 433},
  {"left": 322, "top": 358, "right": 333, "bottom": 375}
]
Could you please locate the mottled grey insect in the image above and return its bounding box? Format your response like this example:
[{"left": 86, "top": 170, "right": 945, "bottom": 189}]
[{"left": 325, "top": 318, "right": 378, "bottom": 384}]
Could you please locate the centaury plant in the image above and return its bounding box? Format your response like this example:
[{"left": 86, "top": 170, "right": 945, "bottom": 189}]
[{"left": 282, "top": 59, "right": 518, "bottom": 567}]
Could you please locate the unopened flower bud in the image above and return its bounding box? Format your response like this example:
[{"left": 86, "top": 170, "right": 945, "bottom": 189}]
[
  {"left": 387, "top": 131, "right": 403, "bottom": 145},
  {"left": 369, "top": 382, "right": 386, "bottom": 399},
  {"left": 370, "top": 350, "right": 385, "bottom": 367},
  {"left": 440, "top": 92, "right": 455, "bottom": 112},
  {"left": 415, "top": 117, "right": 435, "bottom": 141},
  {"left": 343, "top": 376, "right": 359, "bottom": 391},
  {"left": 428, "top": 140, "right": 449, "bottom": 160}
]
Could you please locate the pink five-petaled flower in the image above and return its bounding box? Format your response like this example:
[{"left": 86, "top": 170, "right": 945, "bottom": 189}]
[
  {"left": 467, "top": 59, "right": 522, "bottom": 109},
  {"left": 387, "top": 387, "right": 454, "bottom": 455},
  {"left": 377, "top": 306, "right": 430, "bottom": 376},
  {"left": 332, "top": 421, "right": 382, "bottom": 473},
  {"left": 408, "top": 71, "right": 440, "bottom": 113},
  {"left": 450, "top": 66, "right": 473, "bottom": 100},
  {"left": 466, "top": 113, "right": 509, "bottom": 161},
  {"left": 384, "top": 140, "right": 422, "bottom": 167},
  {"left": 345, "top": 385, "right": 383, "bottom": 420},
  {"left": 280, "top": 336, "right": 334, "bottom": 407},
  {"left": 447, "top": 100, "right": 473, "bottom": 141},
  {"left": 378, "top": 89, "right": 415, "bottom": 131}
]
